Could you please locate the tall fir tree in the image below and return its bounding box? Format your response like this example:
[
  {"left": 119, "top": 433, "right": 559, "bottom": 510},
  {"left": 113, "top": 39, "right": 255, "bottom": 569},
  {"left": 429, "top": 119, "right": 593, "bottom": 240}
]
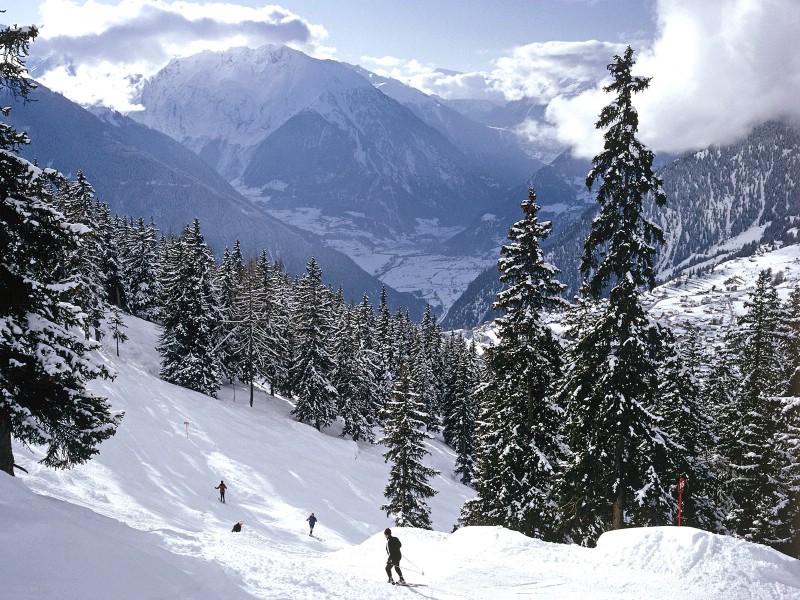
[
  {"left": 461, "top": 188, "right": 566, "bottom": 540},
  {"left": 157, "top": 220, "right": 221, "bottom": 397},
  {"left": 55, "top": 171, "right": 107, "bottom": 340},
  {"left": 261, "top": 255, "right": 293, "bottom": 396},
  {"left": 290, "top": 257, "right": 338, "bottom": 430},
  {"left": 0, "top": 23, "right": 121, "bottom": 475},
  {"left": 657, "top": 327, "right": 723, "bottom": 532},
  {"left": 442, "top": 336, "right": 480, "bottom": 486},
  {"left": 95, "top": 202, "right": 125, "bottom": 310},
  {"left": 380, "top": 363, "right": 439, "bottom": 529},
  {"left": 331, "top": 302, "right": 377, "bottom": 442},
  {"left": 376, "top": 286, "right": 396, "bottom": 378},
  {"left": 783, "top": 286, "right": 800, "bottom": 396},
  {"left": 722, "top": 270, "right": 797, "bottom": 550},
  {"left": 121, "top": 217, "right": 160, "bottom": 321},
  {"left": 230, "top": 259, "right": 282, "bottom": 407},
  {"left": 556, "top": 47, "right": 675, "bottom": 543},
  {"left": 358, "top": 293, "right": 392, "bottom": 429},
  {"left": 216, "top": 242, "right": 245, "bottom": 384}
]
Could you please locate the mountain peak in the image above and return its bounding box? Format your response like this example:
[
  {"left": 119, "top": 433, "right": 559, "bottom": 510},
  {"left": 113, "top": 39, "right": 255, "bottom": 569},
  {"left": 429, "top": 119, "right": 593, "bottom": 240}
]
[{"left": 132, "top": 44, "right": 373, "bottom": 174}]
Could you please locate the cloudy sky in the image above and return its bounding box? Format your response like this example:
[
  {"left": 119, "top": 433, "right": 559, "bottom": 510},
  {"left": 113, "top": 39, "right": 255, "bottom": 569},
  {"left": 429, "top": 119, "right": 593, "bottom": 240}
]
[{"left": 5, "top": 0, "right": 800, "bottom": 157}]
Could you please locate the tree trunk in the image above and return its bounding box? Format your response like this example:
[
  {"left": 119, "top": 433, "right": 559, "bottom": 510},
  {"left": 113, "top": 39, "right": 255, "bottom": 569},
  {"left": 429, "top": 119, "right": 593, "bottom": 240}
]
[
  {"left": 612, "top": 433, "right": 625, "bottom": 530},
  {"left": 249, "top": 380, "right": 254, "bottom": 407},
  {"left": 0, "top": 414, "right": 16, "bottom": 477},
  {"left": 612, "top": 493, "right": 624, "bottom": 530}
]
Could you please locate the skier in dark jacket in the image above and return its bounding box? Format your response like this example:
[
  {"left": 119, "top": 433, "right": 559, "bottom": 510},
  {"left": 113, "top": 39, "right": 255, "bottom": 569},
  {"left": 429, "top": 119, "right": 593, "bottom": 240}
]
[
  {"left": 384, "top": 528, "right": 405, "bottom": 584},
  {"left": 307, "top": 512, "right": 317, "bottom": 536},
  {"left": 215, "top": 480, "right": 227, "bottom": 503},
  {"left": 232, "top": 520, "right": 243, "bottom": 532}
]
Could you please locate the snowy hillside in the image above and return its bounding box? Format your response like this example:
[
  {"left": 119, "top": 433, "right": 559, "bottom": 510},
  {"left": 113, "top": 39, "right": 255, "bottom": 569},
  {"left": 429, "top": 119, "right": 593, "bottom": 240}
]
[
  {"left": 3, "top": 310, "right": 800, "bottom": 598},
  {"left": 645, "top": 242, "right": 800, "bottom": 343}
]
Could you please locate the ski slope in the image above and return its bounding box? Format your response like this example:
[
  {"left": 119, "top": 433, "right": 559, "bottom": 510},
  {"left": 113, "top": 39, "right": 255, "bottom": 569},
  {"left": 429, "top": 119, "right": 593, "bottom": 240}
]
[{"left": 2, "top": 312, "right": 800, "bottom": 599}]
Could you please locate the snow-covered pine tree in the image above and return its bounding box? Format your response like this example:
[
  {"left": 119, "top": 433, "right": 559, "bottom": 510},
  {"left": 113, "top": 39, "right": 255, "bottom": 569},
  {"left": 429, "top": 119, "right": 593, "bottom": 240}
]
[
  {"left": 462, "top": 188, "right": 566, "bottom": 540},
  {"left": 722, "top": 270, "right": 796, "bottom": 550},
  {"left": 459, "top": 369, "right": 519, "bottom": 529},
  {"left": 109, "top": 306, "right": 128, "bottom": 357},
  {"left": 331, "top": 302, "right": 376, "bottom": 442},
  {"left": 290, "top": 257, "right": 338, "bottom": 430},
  {"left": 556, "top": 47, "right": 674, "bottom": 542},
  {"left": 412, "top": 305, "right": 446, "bottom": 432},
  {"left": 391, "top": 307, "right": 414, "bottom": 378},
  {"left": 784, "top": 286, "right": 800, "bottom": 396},
  {"left": 121, "top": 217, "right": 160, "bottom": 321},
  {"left": 657, "top": 327, "right": 723, "bottom": 532},
  {"left": 357, "top": 293, "right": 392, "bottom": 429},
  {"left": 376, "top": 286, "right": 396, "bottom": 377},
  {"left": 157, "top": 219, "right": 221, "bottom": 397},
  {"left": 55, "top": 171, "right": 108, "bottom": 340},
  {"left": 216, "top": 242, "right": 245, "bottom": 384},
  {"left": 94, "top": 201, "right": 125, "bottom": 310},
  {"left": 442, "top": 335, "right": 480, "bottom": 486},
  {"left": 776, "top": 396, "right": 800, "bottom": 558},
  {"left": 230, "top": 259, "right": 281, "bottom": 407},
  {"left": 380, "top": 363, "right": 439, "bottom": 529},
  {"left": 704, "top": 341, "right": 739, "bottom": 523},
  {"left": 261, "top": 255, "right": 293, "bottom": 396},
  {"left": 782, "top": 286, "right": 800, "bottom": 557},
  {"left": 410, "top": 320, "right": 441, "bottom": 433},
  {"left": 0, "top": 23, "right": 121, "bottom": 476}
]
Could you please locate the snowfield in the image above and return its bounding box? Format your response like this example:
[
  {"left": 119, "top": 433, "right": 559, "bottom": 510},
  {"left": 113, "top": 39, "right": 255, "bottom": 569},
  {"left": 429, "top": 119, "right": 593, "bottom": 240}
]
[{"left": 3, "top": 280, "right": 800, "bottom": 598}]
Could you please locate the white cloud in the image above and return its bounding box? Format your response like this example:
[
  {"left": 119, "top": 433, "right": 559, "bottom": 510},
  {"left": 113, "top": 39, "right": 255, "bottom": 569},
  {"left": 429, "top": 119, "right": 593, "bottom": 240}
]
[
  {"left": 359, "top": 55, "right": 500, "bottom": 101},
  {"left": 359, "top": 41, "right": 625, "bottom": 106},
  {"left": 370, "top": 0, "right": 800, "bottom": 158},
  {"left": 26, "top": 0, "right": 800, "bottom": 156},
  {"left": 489, "top": 40, "right": 626, "bottom": 102},
  {"left": 544, "top": 0, "right": 800, "bottom": 156},
  {"left": 29, "top": 0, "right": 331, "bottom": 111}
]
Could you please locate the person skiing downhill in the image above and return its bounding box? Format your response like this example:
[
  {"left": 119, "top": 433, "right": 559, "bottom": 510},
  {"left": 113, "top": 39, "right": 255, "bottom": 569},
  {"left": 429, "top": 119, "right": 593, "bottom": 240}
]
[
  {"left": 307, "top": 512, "right": 317, "bottom": 536},
  {"left": 232, "top": 520, "right": 243, "bottom": 532},
  {"left": 384, "top": 528, "right": 405, "bottom": 584},
  {"left": 215, "top": 480, "right": 227, "bottom": 503}
]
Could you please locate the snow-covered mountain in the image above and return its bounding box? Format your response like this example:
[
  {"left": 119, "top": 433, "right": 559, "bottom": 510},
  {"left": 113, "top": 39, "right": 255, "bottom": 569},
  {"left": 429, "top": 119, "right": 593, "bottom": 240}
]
[
  {"left": 129, "top": 45, "right": 554, "bottom": 315},
  {"left": 443, "top": 121, "right": 800, "bottom": 329},
  {"left": 4, "top": 82, "right": 428, "bottom": 317},
  {"left": 347, "top": 65, "right": 541, "bottom": 187},
  {"left": 132, "top": 45, "right": 505, "bottom": 231},
  {"left": 4, "top": 305, "right": 800, "bottom": 599},
  {"left": 654, "top": 121, "right": 800, "bottom": 279}
]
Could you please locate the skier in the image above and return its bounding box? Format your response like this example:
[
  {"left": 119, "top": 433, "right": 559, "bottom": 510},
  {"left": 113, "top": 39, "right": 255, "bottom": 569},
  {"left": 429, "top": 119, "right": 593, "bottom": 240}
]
[
  {"left": 307, "top": 512, "right": 317, "bottom": 536},
  {"left": 232, "top": 520, "right": 244, "bottom": 533},
  {"left": 215, "top": 480, "right": 227, "bottom": 503},
  {"left": 384, "top": 528, "right": 405, "bottom": 585}
]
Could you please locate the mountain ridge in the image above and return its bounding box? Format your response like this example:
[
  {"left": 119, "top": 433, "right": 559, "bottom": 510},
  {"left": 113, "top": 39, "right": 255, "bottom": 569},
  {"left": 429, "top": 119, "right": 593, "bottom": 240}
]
[{"left": 5, "top": 82, "right": 428, "bottom": 316}]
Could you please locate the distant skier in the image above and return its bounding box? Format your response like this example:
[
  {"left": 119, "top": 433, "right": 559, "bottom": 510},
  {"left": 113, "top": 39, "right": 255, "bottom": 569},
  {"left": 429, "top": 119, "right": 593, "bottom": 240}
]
[
  {"left": 384, "top": 528, "right": 405, "bottom": 585},
  {"left": 215, "top": 480, "right": 227, "bottom": 503},
  {"left": 307, "top": 512, "right": 317, "bottom": 536},
  {"left": 232, "top": 520, "right": 244, "bottom": 533}
]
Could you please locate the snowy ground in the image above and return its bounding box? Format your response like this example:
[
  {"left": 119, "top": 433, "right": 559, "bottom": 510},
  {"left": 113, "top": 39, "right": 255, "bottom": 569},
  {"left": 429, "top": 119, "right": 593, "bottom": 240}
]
[{"left": 3, "top": 301, "right": 800, "bottom": 598}]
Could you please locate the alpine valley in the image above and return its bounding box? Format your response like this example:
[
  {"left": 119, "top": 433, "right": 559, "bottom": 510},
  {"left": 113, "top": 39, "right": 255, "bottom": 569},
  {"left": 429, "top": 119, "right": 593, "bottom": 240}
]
[{"left": 20, "top": 42, "right": 800, "bottom": 325}]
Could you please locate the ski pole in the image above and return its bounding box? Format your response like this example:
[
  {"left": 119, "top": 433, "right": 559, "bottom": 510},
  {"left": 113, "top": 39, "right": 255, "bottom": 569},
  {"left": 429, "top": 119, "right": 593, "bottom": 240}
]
[{"left": 403, "top": 556, "right": 424, "bottom": 576}]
